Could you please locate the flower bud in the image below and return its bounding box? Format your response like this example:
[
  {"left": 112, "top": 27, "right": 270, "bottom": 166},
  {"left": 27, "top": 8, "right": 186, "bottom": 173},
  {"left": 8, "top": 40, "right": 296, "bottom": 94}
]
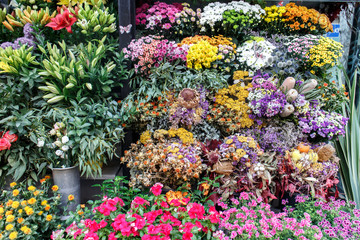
[
  {"left": 280, "top": 77, "right": 296, "bottom": 93},
  {"left": 286, "top": 89, "right": 298, "bottom": 102},
  {"left": 280, "top": 104, "right": 295, "bottom": 117},
  {"left": 301, "top": 79, "right": 318, "bottom": 93}
]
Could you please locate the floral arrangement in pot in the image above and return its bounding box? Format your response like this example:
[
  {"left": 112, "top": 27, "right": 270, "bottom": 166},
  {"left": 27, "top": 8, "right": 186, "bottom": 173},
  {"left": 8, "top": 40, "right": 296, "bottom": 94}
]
[{"left": 121, "top": 128, "right": 206, "bottom": 189}]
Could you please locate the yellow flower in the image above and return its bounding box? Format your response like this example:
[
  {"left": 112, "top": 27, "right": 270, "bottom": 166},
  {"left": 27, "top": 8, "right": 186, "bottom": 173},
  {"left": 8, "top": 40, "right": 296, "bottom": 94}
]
[
  {"left": 21, "top": 200, "right": 27, "bottom": 206},
  {"left": 18, "top": 209, "right": 23, "bottom": 214},
  {"left": 25, "top": 207, "right": 34, "bottom": 216},
  {"left": 77, "top": 210, "right": 84, "bottom": 215},
  {"left": 17, "top": 218, "right": 24, "bottom": 224},
  {"left": 6, "top": 210, "right": 13, "bottom": 216},
  {"left": 9, "top": 231, "right": 18, "bottom": 240},
  {"left": 6, "top": 200, "right": 13, "bottom": 207},
  {"left": 0, "top": 207, "right": 4, "bottom": 215},
  {"left": 27, "top": 186, "right": 36, "bottom": 191},
  {"left": 68, "top": 194, "right": 74, "bottom": 201},
  {"left": 140, "top": 131, "right": 151, "bottom": 144},
  {"left": 291, "top": 149, "right": 302, "bottom": 161},
  {"left": 33, "top": 190, "right": 40, "bottom": 196},
  {"left": 5, "top": 224, "right": 14, "bottom": 230},
  {"left": 6, "top": 215, "right": 15, "bottom": 222},
  {"left": 46, "top": 215, "right": 53, "bottom": 221},
  {"left": 12, "top": 189, "right": 19, "bottom": 197},
  {"left": 45, "top": 205, "right": 51, "bottom": 211},
  {"left": 21, "top": 226, "right": 32, "bottom": 235},
  {"left": 27, "top": 198, "right": 36, "bottom": 205},
  {"left": 38, "top": 210, "right": 44, "bottom": 216},
  {"left": 225, "top": 139, "right": 233, "bottom": 145},
  {"left": 11, "top": 201, "right": 19, "bottom": 209},
  {"left": 52, "top": 185, "right": 59, "bottom": 192},
  {"left": 9, "top": 182, "right": 17, "bottom": 188}
]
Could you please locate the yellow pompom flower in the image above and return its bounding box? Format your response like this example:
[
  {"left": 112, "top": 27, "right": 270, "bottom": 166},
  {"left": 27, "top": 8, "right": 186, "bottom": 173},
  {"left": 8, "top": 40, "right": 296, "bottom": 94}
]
[
  {"left": 27, "top": 198, "right": 36, "bottom": 205},
  {"left": 11, "top": 201, "right": 19, "bottom": 209},
  {"left": 6, "top": 215, "right": 15, "bottom": 222},
  {"left": 44, "top": 205, "right": 51, "bottom": 211},
  {"left": 5, "top": 224, "right": 14, "bottom": 231},
  {"left": 25, "top": 207, "right": 34, "bottom": 216},
  {"left": 46, "top": 215, "right": 53, "bottom": 221},
  {"left": 17, "top": 218, "right": 24, "bottom": 224},
  {"left": 52, "top": 185, "right": 59, "bottom": 192},
  {"left": 41, "top": 200, "right": 48, "bottom": 206},
  {"left": 20, "top": 226, "right": 32, "bottom": 235},
  {"left": 21, "top": 200, "right": 27, "bottom": 206},
  {"left": 27, "top": 186, "right": 36, "bottom": 191},
  {"left": 12, "top": 189, "right": 19, "bottom": 197},
  {"left": 9, "top": 182, "right": 17, "bottom": 188},
  {"left": 38, "top": 211, "right": 43, "bottom": 216},
  {"left": 0, "top": 207, "right": 4, "bottom": 215},
  {"left": 9, "top": 231, "right": 18, "bottom": 240}
]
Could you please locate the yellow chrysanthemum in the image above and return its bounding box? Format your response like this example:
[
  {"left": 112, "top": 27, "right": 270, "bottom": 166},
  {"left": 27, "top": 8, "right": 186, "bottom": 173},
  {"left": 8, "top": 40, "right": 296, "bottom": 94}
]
[
  {"left": 5, "top": 224, "right": 14, "bottom": 231},
  {"left": 12, "top": 189, "right": 19, "bottom": 197},
  {"left": 27, "top": 198, "right": 36, "bottom": 205},
  {"left": 20, "top": 226, "right": 32, "bottom": 235},
  {"left": 9, "top": 231, "right": 18, "bottom": 240},
  {"left": 46, "top": 215, "right": 52, "bottom": 221},
  {"left": 6, "top": 215, "right": 15, "bottom": 222}
]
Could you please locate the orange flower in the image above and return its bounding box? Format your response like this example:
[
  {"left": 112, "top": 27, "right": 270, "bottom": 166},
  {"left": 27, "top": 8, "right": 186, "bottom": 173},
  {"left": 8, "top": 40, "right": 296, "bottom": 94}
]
[
  {"left": 323, "top": 83, "right": 328, "bottom": 87},
  {"left": 68, "top": 194, "right": 74, "bottom": 201},
  {"left": 52, "top": 185, "right": 59, "bottom": 192}
]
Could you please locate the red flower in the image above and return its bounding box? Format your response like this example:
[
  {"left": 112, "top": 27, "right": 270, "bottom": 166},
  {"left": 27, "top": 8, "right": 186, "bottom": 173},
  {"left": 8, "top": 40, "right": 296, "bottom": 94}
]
[
  {"left": 150, "top": 183, "right": 163, "bottom": 196},
  {"left": 187, "top": 203, "right": 205, "bottom": 220},
  {"left": 46, "top": 10, "right": 77, "bottom": 33},
  {"left": 131, "top": 197, "right": 149, "bottom": 208},
  {"left": 108, "top": 232, "right": 117, "bottom": 240},
  {"left": 4, "top": 131, "right": 18, "bottom": 143},
  {"left": 0, "top": 138, "right": 11, "bottom": 151},
  {"left": 83, "top": 231, "right": 99, "bottom": 240}
]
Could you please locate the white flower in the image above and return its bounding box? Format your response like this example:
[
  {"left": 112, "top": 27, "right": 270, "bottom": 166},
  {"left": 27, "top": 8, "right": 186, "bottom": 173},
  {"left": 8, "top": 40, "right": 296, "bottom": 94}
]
[
  {"left": 37, "top": 139, "right": 45, "bottom": 148},
  {"left": 55, "top": 150, "right": 63, "bottom": 156},
  {"left": 54, "top": 141, "right": 62, "bottom": 147},
  {"left": 62, "top": 136, "right": 69, "bottom": 144},
  {"left": 49, "top": 129, "right": 56, "bottom": 135},
  {"left": 61, "top": 145, "right": 69, "bottom": 152}
]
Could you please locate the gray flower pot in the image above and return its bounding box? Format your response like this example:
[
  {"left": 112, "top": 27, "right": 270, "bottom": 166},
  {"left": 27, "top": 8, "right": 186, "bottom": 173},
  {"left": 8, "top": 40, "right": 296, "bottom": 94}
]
[{"left": 52, "top": 165, "right": 81, "bottom": 212}]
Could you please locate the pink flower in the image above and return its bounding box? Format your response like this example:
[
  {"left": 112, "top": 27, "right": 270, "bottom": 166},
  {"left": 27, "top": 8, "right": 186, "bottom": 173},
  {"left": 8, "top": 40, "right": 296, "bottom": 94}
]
[
  {"left": 108, "top": 232, "right": 117, "bottom": 240},
  {"left": 182, "top": 232, "right": 193, "bottom": 240},
  {"left": 84, "top": 232, "right": 99, "bottom": 240},
  {"left": 150, "top": 183, "right": 163, "bottom": 196},
  {"left": 131, "top": 197, "right": 150, "bottom": 208},
  {"left": 188, "top": 203, "right": 205, "bottom": 220}
]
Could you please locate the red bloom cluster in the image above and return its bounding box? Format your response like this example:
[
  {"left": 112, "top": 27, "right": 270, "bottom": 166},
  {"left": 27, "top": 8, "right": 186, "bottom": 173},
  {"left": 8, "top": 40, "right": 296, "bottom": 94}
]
[
  {"left": 58, "top": 183, "right": 220, "bottom": 240},
  {"left": 0, "top": 131, "right": 18, "bottom": 151}
]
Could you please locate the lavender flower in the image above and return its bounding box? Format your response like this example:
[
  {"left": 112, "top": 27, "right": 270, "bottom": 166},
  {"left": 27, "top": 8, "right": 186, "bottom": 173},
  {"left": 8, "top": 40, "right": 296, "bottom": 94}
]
[
  {"left": 298, "top": 108, "right": 348, "bottom": 140},
  {"left": 0, "top": 23, "right": 36, "bottom": 50},
  {"left": 248, "top": 77, "right": 287, "bottom": 118}
]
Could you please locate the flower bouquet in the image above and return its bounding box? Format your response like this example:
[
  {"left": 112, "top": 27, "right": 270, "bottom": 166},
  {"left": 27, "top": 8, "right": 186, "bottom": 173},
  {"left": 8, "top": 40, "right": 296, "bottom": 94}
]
[{"left": 121, "top": 128, "right": 206, "bottom": 189}]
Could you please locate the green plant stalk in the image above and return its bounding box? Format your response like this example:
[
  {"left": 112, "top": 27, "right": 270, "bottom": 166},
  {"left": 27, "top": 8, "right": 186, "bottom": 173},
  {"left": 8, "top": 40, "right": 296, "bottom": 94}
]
[{"left": 333, "top": 66, "right": 360, "bottom": 206}]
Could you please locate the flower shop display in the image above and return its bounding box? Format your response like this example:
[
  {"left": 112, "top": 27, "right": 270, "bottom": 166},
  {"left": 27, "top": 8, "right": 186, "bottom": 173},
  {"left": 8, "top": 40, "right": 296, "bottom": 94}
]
[
  {"left": 120, "top": 0, "right": 349, "bottom": 205},
  {"left": 0, "top": 0, "right": 356, "bottom": 238},
  {"left": 0, "top": 177, "right": 64, "bottom": 240}
]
